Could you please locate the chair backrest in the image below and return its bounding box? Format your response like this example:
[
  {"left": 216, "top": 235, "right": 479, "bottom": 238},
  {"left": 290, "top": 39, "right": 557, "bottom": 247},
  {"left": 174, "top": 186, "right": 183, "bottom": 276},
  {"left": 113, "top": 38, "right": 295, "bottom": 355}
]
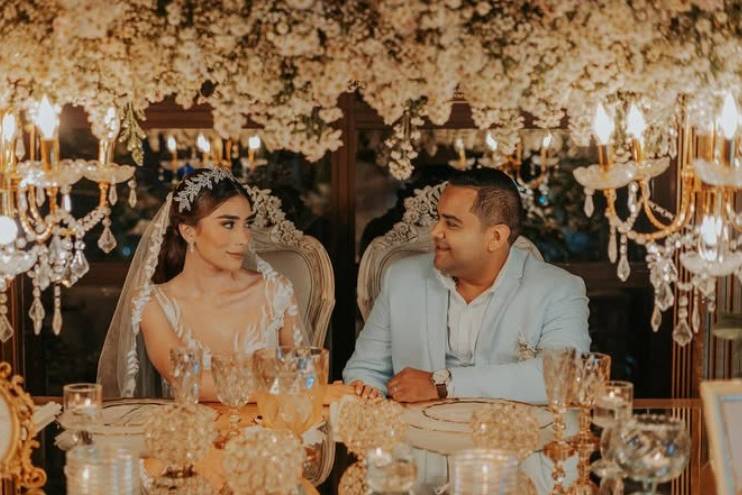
[
  {"left": 357, "top": 183, "right": 543, "bottom": 323},
  {"left": 243, "top": 185, "right": 335, "bottom": 347}
]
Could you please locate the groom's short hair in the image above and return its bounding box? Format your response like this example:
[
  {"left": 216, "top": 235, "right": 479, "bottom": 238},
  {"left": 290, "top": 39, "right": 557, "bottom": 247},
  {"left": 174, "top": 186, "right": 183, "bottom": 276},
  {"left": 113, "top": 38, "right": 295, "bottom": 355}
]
[{"left": 448, "top": 168, "right": 523, "bottom": 245}]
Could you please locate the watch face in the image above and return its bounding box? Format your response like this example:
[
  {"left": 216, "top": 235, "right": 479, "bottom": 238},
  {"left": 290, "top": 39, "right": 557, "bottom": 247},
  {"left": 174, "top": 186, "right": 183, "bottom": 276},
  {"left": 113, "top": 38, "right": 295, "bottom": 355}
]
[{"left": 0, "top": 394, "right": 13, "bottom": 463}]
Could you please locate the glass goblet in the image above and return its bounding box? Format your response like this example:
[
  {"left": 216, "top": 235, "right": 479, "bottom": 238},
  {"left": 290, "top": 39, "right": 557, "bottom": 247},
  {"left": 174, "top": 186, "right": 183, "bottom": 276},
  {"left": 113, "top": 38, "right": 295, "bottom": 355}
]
[
  {"left": 613, "top": 414, "right": 690, "bottom": 495},
  {"left": 253, "top": 346, "right": 329, "bottom": 436},
  {"left": 169, "top": 346, "right": 203, "bottom": 405},
  {"left": 541, "top": 347, "right": 576, "bottom": 494},
  {"left": 211, "top": 352, "right": 253, "bottom": 446},
  {"left": 590, "top": 380, "right": 634, "bottom": 493},
  {"left": 63, "top": 383, "right": 103, "bottom": 445}
]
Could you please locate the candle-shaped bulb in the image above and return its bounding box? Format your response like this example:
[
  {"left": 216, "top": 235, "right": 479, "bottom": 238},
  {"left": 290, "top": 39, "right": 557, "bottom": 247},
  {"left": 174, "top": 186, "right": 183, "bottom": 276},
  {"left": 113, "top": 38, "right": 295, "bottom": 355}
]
[
  {"left": 166, "top": 136, "right": 177, "bottom": 154},
  {"left": 626, "top": 104, "right": 647, "bottom": 140},
  {"left": 719, "top": 92, "right": 738, "bottom": 140},
  {"left": 542, "top": 132, "right": 552, "bottom": 149},
  {"left": 0, "top": 216, "right": 18, "bottom": 245},
  {"left": 2, "top": 114, "right": 16, "bottom": 142},
  {"left": 592, "top": 103, "right": 614, "bottom": 146},
  {"left": 36, "top": 96, "right": 59, "bottom": 140},
  {"left": 196, "top": 133, "right": 211, "bottom": 154},
  {"left": 485, "top": 131, "right": 497, "bottom": 151},
  {"left": 248, "top": 135, "right": 261, "bottom": 150}
]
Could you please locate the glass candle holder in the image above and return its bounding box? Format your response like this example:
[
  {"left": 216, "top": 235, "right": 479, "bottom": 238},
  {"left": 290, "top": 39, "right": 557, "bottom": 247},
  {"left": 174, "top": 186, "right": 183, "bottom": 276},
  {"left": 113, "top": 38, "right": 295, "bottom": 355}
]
[{"left": 63, "top": 383, "right": 103, "bottom": 445}]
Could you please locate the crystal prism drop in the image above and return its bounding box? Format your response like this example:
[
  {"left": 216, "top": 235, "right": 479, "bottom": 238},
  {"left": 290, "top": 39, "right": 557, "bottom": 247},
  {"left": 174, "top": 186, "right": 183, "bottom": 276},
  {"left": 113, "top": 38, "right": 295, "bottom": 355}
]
[
  {"left": 617, "top": 253, "right": 630, "bottom": 282},
  {"left": 608, "top": 228, "right": 617, "bottom": 263},
  {"left": 109, "top": 185, "right": 118, "bottom": 205},
  {"left": 0, "top": 314, "right": 12, "bottom": 342},
  {"left": 29, "top": 297, "right": 45, "bottom": 334},
  {"left": 650, "top": 305, "right": 662, "bottom": 332},
  {"left": 62, "top": 193, "right": 72, "bottom": 212},
  {"left": 128, "top": 187, "right": 137, "bottom": 208},
  {"left": 36, "top": 186, "right": 45, "bottom": 207},
  {"left": 583, "top": 192, "right": 594, "bottom": 217},
  {"left": 70, "top": 250, "right": 90, "bottom": 279},
  {"left": 98, "top": 226, "right": 117, "bottom": 254},
  {"left": 52, "top": 304, "right": 62, "bottom": 335},
  {"left": 656, "top": 283, "right": 674, "bottom": 311},
  {"left": 673, "top": 319, "right": 693, "bottom": 347},
  {"left": 691, "top": 300, "right": 700, "bottom": 333},
  {"left": 37, "top": 263, "right": 51, "bottom": 290}
]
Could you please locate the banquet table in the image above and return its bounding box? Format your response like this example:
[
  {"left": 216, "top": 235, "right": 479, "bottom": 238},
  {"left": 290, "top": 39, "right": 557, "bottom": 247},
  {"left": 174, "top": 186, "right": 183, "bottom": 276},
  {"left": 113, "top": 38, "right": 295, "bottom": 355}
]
[{"left": 27, "top": 395, "right": 713, "bottom": 495}]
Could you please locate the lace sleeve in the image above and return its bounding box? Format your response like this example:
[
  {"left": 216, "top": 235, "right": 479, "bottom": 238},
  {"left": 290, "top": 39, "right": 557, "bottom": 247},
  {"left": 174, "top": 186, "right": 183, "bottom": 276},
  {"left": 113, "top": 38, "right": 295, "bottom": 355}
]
[{"left": 256, "top": 256, "right": 310, "bottom": 346}]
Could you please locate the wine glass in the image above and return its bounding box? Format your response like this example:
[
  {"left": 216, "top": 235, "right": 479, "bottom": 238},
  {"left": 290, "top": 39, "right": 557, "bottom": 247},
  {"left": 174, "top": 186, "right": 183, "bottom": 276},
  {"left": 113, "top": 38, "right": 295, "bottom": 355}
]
[
  {"left": 568, "top": 352, "right": 611, "bottom": 495},
  {"left": 63, "top": 383, "right": 103, "bottom": 445},
  {"left": 252, "top": 346, "right": 329, "bottom": 435},
  {"left": 613, "top": 414, "right": 690, "bottom": 495},
  {"left": 169, "top": 346, "right": 203, "bottom": 404},
  {"left": 541, "top": 347, "right": 576, "bottom": 494},
  {"left": 211, "top": 351, "right": 254, "bottom": 446},
  {"left": 590, "top": 380, "right": 633, "bottom": 493}
]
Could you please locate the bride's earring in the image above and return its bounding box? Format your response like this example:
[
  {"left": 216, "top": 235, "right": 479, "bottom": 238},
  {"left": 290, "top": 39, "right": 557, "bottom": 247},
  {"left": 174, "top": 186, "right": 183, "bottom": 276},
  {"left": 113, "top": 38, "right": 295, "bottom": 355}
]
[{"left": 188, "top": 241, "right": 195, "bottom": 253}]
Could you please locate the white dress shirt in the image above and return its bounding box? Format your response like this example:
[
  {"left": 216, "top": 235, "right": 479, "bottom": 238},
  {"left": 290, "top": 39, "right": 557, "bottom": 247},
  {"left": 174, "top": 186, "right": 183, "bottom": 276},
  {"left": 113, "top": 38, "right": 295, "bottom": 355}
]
[{"left": 434, "top": 269, "right": 502, "bottom": 395}]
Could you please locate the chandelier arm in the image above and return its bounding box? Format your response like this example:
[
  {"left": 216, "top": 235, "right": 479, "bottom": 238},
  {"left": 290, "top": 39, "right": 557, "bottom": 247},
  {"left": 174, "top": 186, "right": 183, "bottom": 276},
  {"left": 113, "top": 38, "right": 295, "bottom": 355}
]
[
  {"left": 604, "top": 188, "right": 642, "bottom": 232},
  {"left": 605, "top": 175, "right": 695, "bottom": 244},
  {"left": 640, "top": 180, "right": 680, "bottom": 230}
]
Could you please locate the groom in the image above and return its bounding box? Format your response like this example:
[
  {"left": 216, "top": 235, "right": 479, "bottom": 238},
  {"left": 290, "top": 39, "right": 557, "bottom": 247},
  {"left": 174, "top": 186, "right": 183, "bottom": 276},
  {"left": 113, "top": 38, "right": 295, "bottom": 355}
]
[{"left": 343, "top": 168, "right": 590, "bottom": 403}]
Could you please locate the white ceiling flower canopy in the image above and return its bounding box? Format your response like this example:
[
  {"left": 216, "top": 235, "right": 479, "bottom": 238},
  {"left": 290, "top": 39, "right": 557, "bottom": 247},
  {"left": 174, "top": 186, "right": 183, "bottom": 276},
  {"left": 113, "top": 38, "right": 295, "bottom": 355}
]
[{"left": 0, "top": 0, "right": 738, "bottom": 343}]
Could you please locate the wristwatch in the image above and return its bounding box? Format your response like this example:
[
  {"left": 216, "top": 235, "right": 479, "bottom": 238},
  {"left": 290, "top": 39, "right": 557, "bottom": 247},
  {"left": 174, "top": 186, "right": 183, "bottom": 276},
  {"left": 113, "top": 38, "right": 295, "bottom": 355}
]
[{"left": 431, "top": 368, "right": 451, "bottom": 399}]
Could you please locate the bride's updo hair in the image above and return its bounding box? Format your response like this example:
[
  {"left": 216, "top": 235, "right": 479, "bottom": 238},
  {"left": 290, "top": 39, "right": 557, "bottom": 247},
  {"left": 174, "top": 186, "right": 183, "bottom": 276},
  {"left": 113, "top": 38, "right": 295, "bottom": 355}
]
[{"left": 154, "top": 168, "right": 251, "bottom": 283}]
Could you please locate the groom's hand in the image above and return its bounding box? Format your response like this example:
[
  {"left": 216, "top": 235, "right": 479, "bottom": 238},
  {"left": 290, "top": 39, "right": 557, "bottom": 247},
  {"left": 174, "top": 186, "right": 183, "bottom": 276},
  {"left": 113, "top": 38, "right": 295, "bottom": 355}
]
[{"left": 387, "top": 367, "right": 438, "bottom": 403}]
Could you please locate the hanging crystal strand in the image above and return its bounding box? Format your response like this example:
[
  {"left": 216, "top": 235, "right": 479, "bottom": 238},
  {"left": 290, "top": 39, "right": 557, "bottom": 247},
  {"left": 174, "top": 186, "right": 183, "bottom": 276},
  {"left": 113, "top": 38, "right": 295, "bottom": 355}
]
[
  {"left": 0, "top": 290, "right": 13, "bottom": 342},
  {"left": 98, "top": 215, "right": 117, "bottom": 253},
  {"left": 108, "top": 183, "right": 118, "bottom": 205},
  {"left": 52, "top": 285, "right": 63, "bottom": 335},
  {"left": 35, "top": 185, "right": 46, "bottom": 207},
  {"left": 583, "top": 189, "right": 594, "bottom": 217},
  {"left": 127, "top": 179, "right": 137, "bottom": 208},
  {"left": 608, "top": 226, "right": 618, "bottom": 263},
  {"left": 616, "top": 235, "right": 630, "bottom": 282},
  {"left": 691, "top": 291, "right": 701, "bottom": 334},
  {"left": 29, "top": 284, "right": 45, "bottom": 335},
  {"left": 650, "top": 302, "right": 662, "bottom": 332},
  {"left": 673, "top": 292, "right": 693, "bottom": 346},
  {"left": 70, "top": 238, "right": 90, "bottom": 280},
  {"left": 627, "top": 181, "right": 639, "bottom": 214}
]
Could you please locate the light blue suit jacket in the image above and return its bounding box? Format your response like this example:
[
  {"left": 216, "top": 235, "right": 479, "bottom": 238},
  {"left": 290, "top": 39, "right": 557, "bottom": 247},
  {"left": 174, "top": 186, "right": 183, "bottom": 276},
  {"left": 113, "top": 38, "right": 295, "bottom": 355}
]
[{"left": 343, "top": 247, "right": 591, "bottom": 403}]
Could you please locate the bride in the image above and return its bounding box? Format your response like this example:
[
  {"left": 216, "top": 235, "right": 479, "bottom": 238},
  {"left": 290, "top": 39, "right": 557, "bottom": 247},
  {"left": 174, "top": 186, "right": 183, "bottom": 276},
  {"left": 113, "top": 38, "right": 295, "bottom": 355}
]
[{"left": 97, "top": 168, "right": 308, "bottom": 400}]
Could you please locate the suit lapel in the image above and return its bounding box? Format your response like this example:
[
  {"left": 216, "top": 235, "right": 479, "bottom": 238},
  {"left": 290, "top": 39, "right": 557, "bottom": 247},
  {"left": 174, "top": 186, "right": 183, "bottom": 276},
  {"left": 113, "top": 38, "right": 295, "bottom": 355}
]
[
  {"left": 474, "top": 247, "right": 528, "bottom": 354},
  {"left": 426, "top": 274, "right": 448, "bottom": 371}
]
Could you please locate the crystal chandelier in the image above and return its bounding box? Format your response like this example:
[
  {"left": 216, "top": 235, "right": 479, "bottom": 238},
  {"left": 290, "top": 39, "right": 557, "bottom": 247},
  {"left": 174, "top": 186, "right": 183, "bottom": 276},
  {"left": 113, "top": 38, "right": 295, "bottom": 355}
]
[
  {"left": 480, "top": 130, "right": 559, "bottom": 216},
  {"left": 573, "top": 93, "right": 741, "bottom": 346},
  {"left": 0, "top": 98, "right": 137, "bottom": 341}
]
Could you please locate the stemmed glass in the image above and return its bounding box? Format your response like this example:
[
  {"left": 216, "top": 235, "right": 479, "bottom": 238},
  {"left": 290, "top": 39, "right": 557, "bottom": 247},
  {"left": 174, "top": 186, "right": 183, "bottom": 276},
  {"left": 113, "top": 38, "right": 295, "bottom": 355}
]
[
  {"left": 366, "top": 443, "right": 418, "bottom": 495},
  {"left": 63, "top": 383, "right": 103, "bottom": 446},
  {"left": 590, "top": 381, "right": 634, "bottom": 494},
  {"left": 169, "top": 346, "right": 203, "bottom": 404},
  {"left": 612, "top": 414, "right": 690, "bottom": 495},
  {"left": 211, "top": 351, "right": 254, "bottom": 447},
  {"left": 568, "top": 352, "right": 611, "bottom": 495},
  {"left": 449, "top": 448, "right": 519, "bottom": 495},
  {"left": 541, "top": 347, "right": 576, "bottom": 495}
]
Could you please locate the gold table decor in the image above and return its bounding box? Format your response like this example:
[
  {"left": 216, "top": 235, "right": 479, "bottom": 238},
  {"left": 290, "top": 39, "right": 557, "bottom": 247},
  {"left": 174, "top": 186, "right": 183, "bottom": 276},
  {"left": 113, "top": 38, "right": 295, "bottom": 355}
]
[
  {"left": 470, "top": 402, "right": 540, "bottom": 494},
  {"left": 334, "top": 397, "right": 407, "bottom": 495},
  {"left": 222, "top": 427, "right": 304, "bottom": 495},
  {"left": 0, "top": 362, "right": 46, "bottom": 492}
]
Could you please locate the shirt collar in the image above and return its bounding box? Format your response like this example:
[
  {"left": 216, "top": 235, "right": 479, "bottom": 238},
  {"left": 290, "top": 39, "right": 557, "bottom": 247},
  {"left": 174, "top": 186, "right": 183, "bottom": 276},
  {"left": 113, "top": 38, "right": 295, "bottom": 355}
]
[{"left": 434, "top": 251, "right": 512, "bottom": 302}]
